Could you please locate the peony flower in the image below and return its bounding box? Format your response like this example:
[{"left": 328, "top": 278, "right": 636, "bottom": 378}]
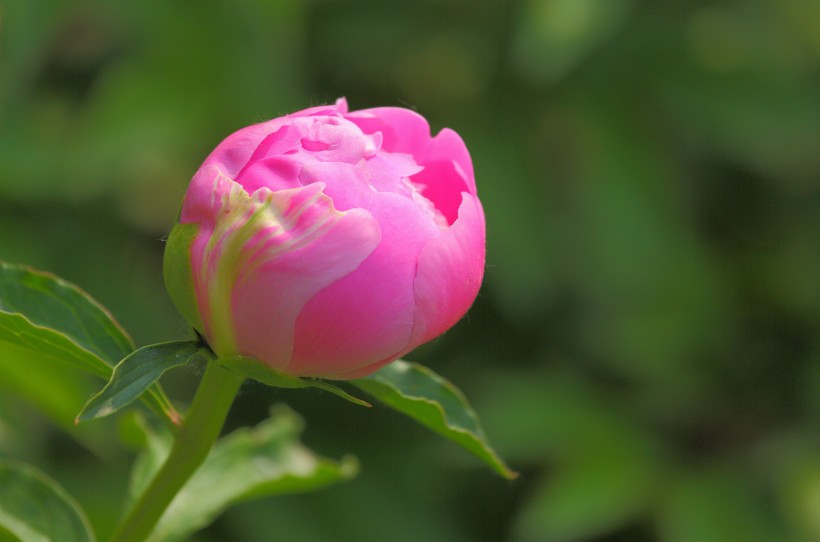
[{"left": 164, "top": 98, "right": 485, "bottom": 379}]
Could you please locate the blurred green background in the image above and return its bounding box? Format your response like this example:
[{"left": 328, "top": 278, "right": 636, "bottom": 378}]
[{"left": 1, "top": 0, "right": 819, "bottom": 540}]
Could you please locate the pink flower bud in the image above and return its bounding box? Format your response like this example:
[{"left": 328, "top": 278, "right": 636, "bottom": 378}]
[{"left": 164, "top": 99, "right": 485, "bottom": 379}]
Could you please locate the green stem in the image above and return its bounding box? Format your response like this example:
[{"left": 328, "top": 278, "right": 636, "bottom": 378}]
[{"left": 108, "top": 361, "right": 243, "bottom": 542}]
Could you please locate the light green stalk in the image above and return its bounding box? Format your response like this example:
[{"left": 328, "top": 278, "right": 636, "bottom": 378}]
[{"left": 107, "top": 361, "right": 243, "bottom": 542}]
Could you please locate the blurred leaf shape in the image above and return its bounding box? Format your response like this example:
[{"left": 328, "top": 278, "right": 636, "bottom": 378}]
[
  {"left": 0, "top": 342, "right": 118, "bottom": 460},
  {"left": 0, "top": 341, "right": 95, "bottom": 431},
  {"left": 657, "top": 468, "right": 781, "bottom": 542},
  {"left": 775, "top": 444, "right": 820, "bottom": 541},
  {"left": 352, "top": 359, "right": 517, "bottom": 479},
  {"left": 127, "top": 407, "right": 357, "bottom": 542},
  {"left": 512, "top": 0, "right": 634, "bottom": 84},
  {"left": 0, "top": 262, "right": 177, "bottom": 424},
  {"left": 76, "top": 341, "right": 204, "bottom": 423},
  {"left": 514, "top": 447, "right": 658, "bottom": 542},
  {"left": 0, "top": 457, "right": 95, "bottom": 542}
]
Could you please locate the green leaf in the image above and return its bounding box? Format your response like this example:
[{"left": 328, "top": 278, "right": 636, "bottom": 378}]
[
  {"left": 351, "top": 359, "right": 517, "bottom": 479},
  {"left": 0, "top": 262, "right": 179, "bottom": 425},
  {"left": 134, "top": 406, "right": 357, "bottom": 542},
  {"left": 77, "top": 341, "right": 203, "bottom": 423},
  {"left": 218, "top": 355, "right": 371, "bottom": 407},
  {"left": 0, "top": 262, "right": 133, "bottom": 379},
  {"left": 0, "top": 457, "right": 95, "bottom": 542}
]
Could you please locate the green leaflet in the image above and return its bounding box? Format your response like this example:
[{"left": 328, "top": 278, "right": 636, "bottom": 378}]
[
  {"left": 0, "top": 262, "right": 178, "bottom": 424},
  {"left": 352, "top": 360, "right": 517, "bottom": 479},
  {"left": 0, "top": 458, "right": 95, "bottom": 542},
  {"left": 0, "top": 262, "right": 133, "bottom": 378},
  {"left": 77, "top": 341, "right": 205, "bottom": 423},
  {"left": 129, "top": 407, "right": 357, "bottom": 542}
]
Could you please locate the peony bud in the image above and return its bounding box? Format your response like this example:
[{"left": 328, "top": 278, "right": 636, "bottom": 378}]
[{"left": 164, "top": 99, "right": 485, "bottom": 379}]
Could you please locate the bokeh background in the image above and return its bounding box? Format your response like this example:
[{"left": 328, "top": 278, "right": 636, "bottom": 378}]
[{"left": 2, "top": 0, "right": 819, "bottom": 541}]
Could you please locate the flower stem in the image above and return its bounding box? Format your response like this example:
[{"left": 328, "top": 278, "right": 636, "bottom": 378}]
[{"left": 108, "top": 361, "right": 243, "bottom": 542}]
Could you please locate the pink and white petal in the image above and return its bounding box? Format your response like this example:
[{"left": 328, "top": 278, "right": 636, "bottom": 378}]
[
  {"left": 364, "top": 151, "right": 423, "bottom": 196},
  {"left": 299, "top": 152, "right": 421, "bottom": 214},
  {"left": 300, "top": 118, "right": 372, "bottom": 164},
  {"left": 230, "top": 186, "right": 381, "bottom": 370},
  {"left": 345, "top": 106, "right": 431, "bottom": 156},
  {"left": 181, "top": 167, "right": 253, "bottom": 317},
  {"left": 404, "top": 193, "right": 486, "bottom": 353},
  {"left": 288, "top": 191, "right": 442, "bottom": 377},
  {"left": 180, "top": 166, "right": 264, "bottom": 348},
  {"left": 180, "top": 164, "right": 236, "bottom": 226},
  {"left": 298, "top": 160, "right": 375, "bottom": 212}
]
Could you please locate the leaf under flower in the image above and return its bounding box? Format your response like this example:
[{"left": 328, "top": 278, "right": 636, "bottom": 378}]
[{"left": 351, "top": 359, "right": 517, "bottom": 479}]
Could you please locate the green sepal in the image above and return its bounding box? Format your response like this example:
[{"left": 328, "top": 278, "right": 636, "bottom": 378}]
[
  {"left": 218, "top": 355, "right": 371, "bottom": 408},
  {"left": 163, "top": 222, "right": 204, "bottom": 334}
]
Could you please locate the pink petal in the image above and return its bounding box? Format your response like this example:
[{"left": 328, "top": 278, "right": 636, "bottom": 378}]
[
  {"left": 180, "top": 165, "right": 234, "bottom": 225},
  {"left": 418, "top": 128, "right": 476, "bottom": 194},
  {"left": 200, "top": 99, "right": 349, "bottom": 179},
  {"left": 409, "top": 158, "right": 468, "bottom": 226},
  {"left": 345, "top": 106, "right": 431, "bottom": 155},
  {"left": 234, "top": 156, "right": 302, "bottom": 194},
  {"left": 201, "top": 120, "right": 284, "bottom": 179},
  {"left": 364, "top": 151, "right": 423, "bottom": 197},
  {"left": 347, "top": 108, "right": 475, "bottom": 225},
  {"left": 250, "top": 124, "right": 304, "bottom": 160},
  {"left": 404, "top": 193, "right": 486, "bottom": 353},
  {"left": 229, "top": 183, "right": 381, "bottom": 369},
  {"left": 288, "top": 97, "right": 348, "bottom": 118},
  {"left": 297, "top": 159, "right": 374, "bottom": 212},
  {"left": 288, "top": 189, "right": 442, "bottom": 377},
  {"left": 300, "top": 118, "right": 373, "bottom": 164}
]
